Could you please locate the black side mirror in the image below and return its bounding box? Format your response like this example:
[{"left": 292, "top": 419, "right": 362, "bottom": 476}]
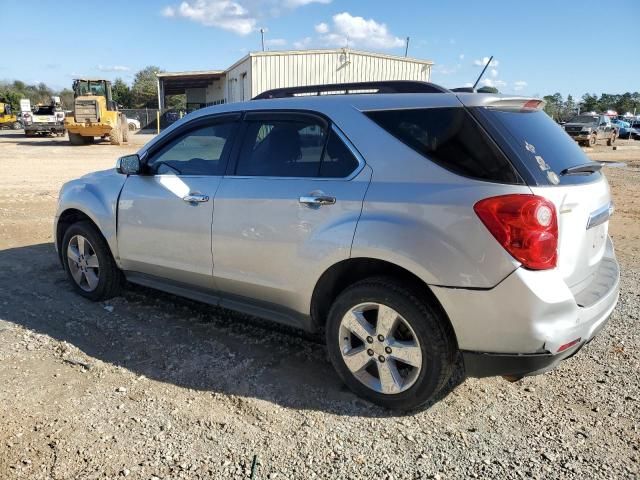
[{"left": 116, "top": 154, "right": 141, "bottom": 175}]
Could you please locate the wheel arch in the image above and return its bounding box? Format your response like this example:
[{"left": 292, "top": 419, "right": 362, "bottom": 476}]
[
  {"left": 55, "top": 208, "right": 117, "bottom": 266},
  {"left": 310, "top": 257, "right": 458, "bottom": 347}
]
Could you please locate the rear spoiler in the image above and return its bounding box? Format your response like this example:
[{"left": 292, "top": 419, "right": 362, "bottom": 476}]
[{"left": 455, "top": 93, "right": 546, "bottom": 111}]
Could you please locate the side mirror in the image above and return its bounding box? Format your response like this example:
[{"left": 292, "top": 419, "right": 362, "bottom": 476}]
[{"left": 116, "top": 154, "right": 141, "bottom": 175}]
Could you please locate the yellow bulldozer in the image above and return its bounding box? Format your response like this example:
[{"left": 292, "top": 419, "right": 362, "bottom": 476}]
[
  {"left": 0, "top": 101, "right": 22, "bottom": 130},
  {"left": 65, "top": 78, "right": 129, "bottom": 145}
]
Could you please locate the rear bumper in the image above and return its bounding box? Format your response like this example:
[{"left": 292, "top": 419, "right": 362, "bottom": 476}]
[
  {"left": 432, "top": 237, "right": 619, "bottom": 377},
  {"left": 25, "top": 123, "right": 65, "bottom": 134}
]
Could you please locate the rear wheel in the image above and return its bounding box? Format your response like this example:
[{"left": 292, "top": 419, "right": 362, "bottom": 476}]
[
  {"left": 128, "top": 122, "right": 136, "bottom": 131},
  {"left": 12, "top": 121, "right": 21, "bottom": 130},
  {"left": 325, "top": 277, "right": 455, "bottom": 410},
  {"left": 61, "top": 221, "right": 122, "bottom": 301}
]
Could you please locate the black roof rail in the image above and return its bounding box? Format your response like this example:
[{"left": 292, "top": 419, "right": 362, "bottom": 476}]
[
  {"left": 253, "top": 81, "right": 450, "bottom": 100},
  {"left": 451, "top": 87, "right": 475, "bottom": 93}
]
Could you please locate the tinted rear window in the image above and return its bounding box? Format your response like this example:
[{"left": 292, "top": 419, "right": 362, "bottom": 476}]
[
  {"left": 365, "top": 108, "right": 522, "bottom": 184},
  {"left": 474, "top": 108, "right": 601, "bottom": 186}
]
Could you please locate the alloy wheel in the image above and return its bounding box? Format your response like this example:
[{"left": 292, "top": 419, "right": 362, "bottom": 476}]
[
  {"left": 67, "top": 235, "right": 100, "bottom": 292},
  {"left": 338, "top": 302, "right": 423, "bottom": 394}
]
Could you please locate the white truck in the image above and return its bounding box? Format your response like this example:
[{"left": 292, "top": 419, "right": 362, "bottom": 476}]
[{"left": 21, "top": 97, "right": 66, "bottom": 136}]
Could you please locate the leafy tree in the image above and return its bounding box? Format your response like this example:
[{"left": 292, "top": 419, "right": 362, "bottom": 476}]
[
  {"left": 131, "top": 65, "right": 163, "bottom": 108},
  {"left": 59, "top": 88, "right": 74, "bottom": 110},
  {"left": 543, "top": 92, "right": 563, "bottom": 120},
  {"left": 477, "top": 86, "right": 498, "bottom": 94},
  {"left": 580, "top": 93, "right": 599, "bottom": 113},
  {"left": 112, "top": 78, "right": 132, "bottom": 108}
]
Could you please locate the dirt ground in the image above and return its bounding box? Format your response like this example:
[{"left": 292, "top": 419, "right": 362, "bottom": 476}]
[{"left": 0, "top": 131, "right": 638, "bottom": 479}]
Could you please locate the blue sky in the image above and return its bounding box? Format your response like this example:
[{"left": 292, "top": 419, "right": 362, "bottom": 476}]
[{"left": 2, "top": 0, "right": 638, "bottom": 98}]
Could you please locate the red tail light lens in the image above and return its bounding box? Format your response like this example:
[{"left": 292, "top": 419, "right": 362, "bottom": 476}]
[{"left": 474, "top": 194, "right": 558, "bottom": 270}]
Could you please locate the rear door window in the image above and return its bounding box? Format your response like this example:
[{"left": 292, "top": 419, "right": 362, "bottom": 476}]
[
  {"left": 473, "top": 108, "right": 601, "bottom": 186},
  {"left": 365, "top": 108, "right": 522, "bottom": 184}
]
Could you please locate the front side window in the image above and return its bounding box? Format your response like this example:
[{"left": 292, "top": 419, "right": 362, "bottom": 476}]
[{"left": 147, "top": 122, "right": 235, "bottom": 175}]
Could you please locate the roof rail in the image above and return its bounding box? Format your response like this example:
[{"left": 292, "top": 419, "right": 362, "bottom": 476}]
[{"left": 253, "top": 81, "right": 449, "bottom": 100}]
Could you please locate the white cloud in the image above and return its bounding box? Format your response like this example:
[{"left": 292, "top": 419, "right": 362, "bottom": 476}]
[
  {"left": 318, "top": 12, "right": 404, "bottom": 49},
  {"left": 97, "top": 64, "right": 130, "bottom": 72},
  {"left": 513, "top": 80, "right": 528, "bottom": 92},
  {"left": 264, "top": 37, "right": 287, "bottom": 47},
  {"left": 490, "top": 68, "right": 498, "bottom": 78},
  {"left": 314, "top": 22, "right": 329, "bottom": 34},
  {"left": 481, "top": 78, "right": 507, "bottom": 88},
  {"left": 473, "top": 56, "right": 499, "bottom": 67},
  {"left": 161, "top": 0, "right": 257, "bottom": 35},
  {"left": 293, "top": 36, "right": 313, "bottom": 49},
  {"left": 458, "top": 53, "right": 465, "bottom": 60},
  {"left": 283, "top": 0, "right": 331, "bottom": 6},
  {"left": 161, "top": 0, "right": 331, "bottom": 35}
]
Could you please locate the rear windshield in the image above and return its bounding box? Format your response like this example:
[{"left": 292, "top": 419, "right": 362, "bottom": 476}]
[
  {"left": 365, "top": 107, "right": 522, "bottom": 184},
  {"left": 568, "top": 115, "right": 598, "bottom": 124},
  {"left": 33, "top": 106, "right": 54, "bottom": 115},
  {"left": 473, "top": 108, "right": 602, "bottom": 186}
]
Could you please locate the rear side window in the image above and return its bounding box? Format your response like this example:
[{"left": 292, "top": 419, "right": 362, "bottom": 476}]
[
  {"left": 474, "top": 108, "right": 601, "bottom": 185},
  {"left": 366, "top": 108, "right": 521, "bottom": 184}
]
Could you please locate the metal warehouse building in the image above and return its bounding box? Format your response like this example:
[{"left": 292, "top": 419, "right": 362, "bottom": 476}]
[{"left": 157, "top": 49, "right": 433, "bottom": 110}]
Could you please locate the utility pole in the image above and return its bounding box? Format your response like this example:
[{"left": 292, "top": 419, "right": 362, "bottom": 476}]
[
  {"left": 260, "top": 28, "right": 265, "bottom": 51},
  {"left": 404, "top": 37, "right": 410, "bottom": 57}
]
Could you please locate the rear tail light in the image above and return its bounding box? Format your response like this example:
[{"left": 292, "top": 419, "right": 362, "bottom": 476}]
[
  {"left": 557, "top": 338, "right": 581, "bottom": 353},
  {"left": 474, "top": 194, "right": 558, "bottom": 270}
]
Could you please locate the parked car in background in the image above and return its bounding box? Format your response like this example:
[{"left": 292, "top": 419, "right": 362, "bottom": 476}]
[
  {"left": 630, "top": 120, "right": 640, "bottom": 140},
  {"left": 126, "top": 117, "right": 141, "bottom": 131},
  {"left": 54, "top": 82, "right": 619, "bottom": 410},
  {"left": 611, "top": 118, "right": 631, "bottom": 139},
  {"left": 564, "top": 114, "right": 617, "bottom": 147},
  {"left": 22, "top": 97, "right": 66, "bottom": 137}
]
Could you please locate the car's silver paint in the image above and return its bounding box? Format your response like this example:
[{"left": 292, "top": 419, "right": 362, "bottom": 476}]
[
  {"left": 211, "top": 164, "right": 372, "bottom": 315},
  {"left": 54, "top": 169, "right": 126, "bottom": 262},
  {"left": 117, "top": 174, "right": 222, "bottom": 289},
  {"left": 55, "top": 92, "right": 619, "bottom": 362},
  {"left": 432, "top": 238, "right": 619, "bottom": 354}
]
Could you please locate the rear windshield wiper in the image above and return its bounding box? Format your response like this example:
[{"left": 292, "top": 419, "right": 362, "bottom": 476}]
[{"left": 560, "top": 162, "right": 603, "bottom": 176}]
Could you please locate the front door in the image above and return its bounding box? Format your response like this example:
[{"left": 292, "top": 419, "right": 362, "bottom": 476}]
[
  {"left": 212, "top": 111, "right": 371, "bottom": 317},
  {"left": 117, "top": 116, "right": 238, "bottom": 288}
]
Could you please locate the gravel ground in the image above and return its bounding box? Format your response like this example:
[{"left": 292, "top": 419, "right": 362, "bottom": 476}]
[{"left": 0, "top": 132, "right": 638, "bottom": 479}]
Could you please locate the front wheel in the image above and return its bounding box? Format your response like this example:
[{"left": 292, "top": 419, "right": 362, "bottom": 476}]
[
  {"left": 12, "top": 121, "right": 22, "bottom": 130},
  {"left": 588, "top": 134, "right": 597, "bottom": 147},
  {"left": 325, "top": 277, "right": 455, "bottom": 410},
  {"left": 61, "top": 221, "right": 122, "bottom": 301}
]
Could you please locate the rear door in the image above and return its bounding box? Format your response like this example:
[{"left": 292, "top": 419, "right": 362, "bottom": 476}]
[
  {"left": 211, "top": 111, "right": 370, "bottom": 317},
  {"left": 473, "top": 105, "right": 612, "bottom": 293}
]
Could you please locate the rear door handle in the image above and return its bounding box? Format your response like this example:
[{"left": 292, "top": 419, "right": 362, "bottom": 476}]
[
  {"left": 183, "top": 193, "right": 210, "bottom": 203},
  {"left": 299, "top": 195, "right": 336, "bottom": 206}
]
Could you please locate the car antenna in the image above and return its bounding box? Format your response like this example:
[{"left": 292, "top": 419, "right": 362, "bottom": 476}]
[{"left": 472, "top": 55, "right": 493, "bottom": 91}]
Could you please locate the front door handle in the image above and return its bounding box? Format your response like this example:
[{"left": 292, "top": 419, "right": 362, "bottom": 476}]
[
  {"left": 183, "top": 193, "right": 210, "bottom": 203},
  {"left": 299, "top": 195, "right": 336, "bottom": 206}
]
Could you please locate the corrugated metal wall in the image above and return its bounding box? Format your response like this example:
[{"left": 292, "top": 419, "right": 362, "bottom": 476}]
[
  {"left": 226, "top": 57, "right": 252, "bottom": 103},
  {"left": 250, "top": 50, "right": 431, "bottom": 98}
]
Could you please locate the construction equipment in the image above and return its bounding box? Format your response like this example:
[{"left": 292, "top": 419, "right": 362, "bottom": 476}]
[
  {"left": 64, "top": 79, "right": 128, "bottom": 145},
  {"left": 0, "top": 101, "right": 21, "bottom": 130},
  {"left": 22, "top": 97, "right": 66, "bottom": 136}
]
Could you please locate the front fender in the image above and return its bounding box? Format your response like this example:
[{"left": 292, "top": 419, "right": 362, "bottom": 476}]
[{"left": 55, "top": 169, "right": 126, "bottom": 264}]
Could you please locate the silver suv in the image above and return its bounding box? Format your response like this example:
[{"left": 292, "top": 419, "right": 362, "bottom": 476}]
[{"left": 55, "top": 82, "right": 620, "bottom": 410}]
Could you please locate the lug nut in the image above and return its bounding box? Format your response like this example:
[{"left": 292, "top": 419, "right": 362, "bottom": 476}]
[
  {"left": 378, "top": 355, "right": 385, "bottom": 363},
  {"left": 366, "top": 336, "right": 374, "bottom": 344},
  {"left": 377, "top": 334, "right": 385, "bottom": 342},
  {"left": 367, "top": 349, "right": 374, "bottom": 356},
  {"left": 385, "top": 346, "right": 392, "bottom": 354}
]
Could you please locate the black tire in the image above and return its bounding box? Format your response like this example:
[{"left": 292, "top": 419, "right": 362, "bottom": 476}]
[
  {"left": 69, "top": 132, "right": 86, "bottom": 145},
  {"left": 12, "top": 121, "right": 21, "bottom": 130},
  {"left": 588, "top": 134, "right": 597, "bottom": 147},
  {"left": 61, "top": 221, "right": 122, "bottom": 301},
  {"left": 325, "top": 277, "right": 456, "bottom": 410},
  {"left": 128, "top": 122, "right": 136, "bottom": 131},
  {"left": 110, "top": 125, "right": 123, "bottom": 145},
  {"left": 607, "top": 133, "right": 616, "bottom": 146}
]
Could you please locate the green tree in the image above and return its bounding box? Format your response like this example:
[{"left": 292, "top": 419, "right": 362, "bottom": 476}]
[
  {"left": 112, "top": 78, "right": 132, "bottom": 108},
  {"left": 581, "top": 93, "right": 599, "bottom": 112},
  {"left": 543, "top": 92, "right": 563, "bottom": 120},
  {"left": 59, "top": 88, "right": 74, "bottom": 110},
  {"left": 562, "top": 94, "right": 576, "bottom": 121},
  {"left": 131, "top": 65, "right": 163, "bottom": 108}
]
